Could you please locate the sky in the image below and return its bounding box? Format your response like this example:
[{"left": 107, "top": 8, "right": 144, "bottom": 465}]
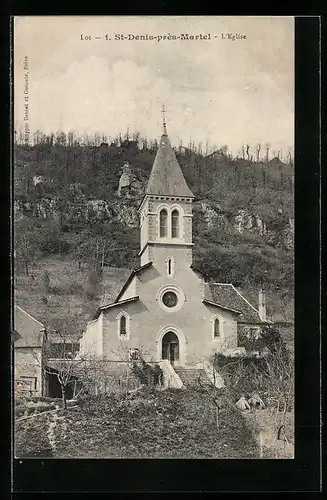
[{"left": 14, "top": 16, "right": 294, "bottom": 156}]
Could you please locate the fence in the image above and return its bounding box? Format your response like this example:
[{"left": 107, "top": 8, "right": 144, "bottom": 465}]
[{"left": 60, "top": 359, "right": 163, "bottom": 398}]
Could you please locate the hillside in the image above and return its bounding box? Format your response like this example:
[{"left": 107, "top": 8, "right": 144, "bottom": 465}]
[
  {"left": 14, "top": 256, "right": 131, "bottom": 336},
  {"left": 14, "top": 135, "right": 294, "bottom": 336},
  {"left": 15, "top": 387, "right": 259, "bottom": 459}
]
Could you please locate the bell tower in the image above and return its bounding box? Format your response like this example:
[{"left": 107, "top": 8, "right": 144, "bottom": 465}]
[{"left": 138, "top": 108, "right": 195, "bottom": 268}]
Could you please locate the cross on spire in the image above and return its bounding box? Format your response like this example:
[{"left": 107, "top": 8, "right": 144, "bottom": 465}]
[{"left": 161, "top": 105, "right": 167, "bottom": 135}]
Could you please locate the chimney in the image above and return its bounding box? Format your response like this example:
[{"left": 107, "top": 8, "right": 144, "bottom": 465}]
[{"left": 258, "top": 288, "right": 267, "bottom": 322}]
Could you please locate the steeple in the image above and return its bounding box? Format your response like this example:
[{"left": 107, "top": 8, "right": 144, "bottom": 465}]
[
  {"left": 139, "top": 110, "right": 195, "bottom": 266},
  {"left": 145, "top": 109, "right": 194, "bottom": 198},
  {"left": 161, "top": 104, "right": 168, "bottom": 136}
]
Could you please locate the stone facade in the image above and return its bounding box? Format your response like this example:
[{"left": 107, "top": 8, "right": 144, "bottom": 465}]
[{"left": 97, "top": 265, "right": 238, "bottom": 366}]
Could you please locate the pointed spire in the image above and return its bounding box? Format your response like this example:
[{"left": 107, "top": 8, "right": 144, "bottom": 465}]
[
  {"left": 145, "top": 110, "right": 194, "bottom": 198},
  {"left": 161, "top": 104, "right": 168, "bottom": 136}
]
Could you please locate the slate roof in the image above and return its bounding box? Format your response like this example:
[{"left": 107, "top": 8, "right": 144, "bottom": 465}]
[
  {"left": 13, "top": 305, "right": 45, "bottom": 347},
  {"left": 204, "top": 283, "right": 262, "bottom": 323},
  {"left": 145, "top": 132, "right": 194, "bottom": 198}
]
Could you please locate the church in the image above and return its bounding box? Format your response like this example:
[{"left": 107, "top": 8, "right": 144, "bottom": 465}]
[{"left": 79, "top": 118, "right": 266, "bottom": 367}]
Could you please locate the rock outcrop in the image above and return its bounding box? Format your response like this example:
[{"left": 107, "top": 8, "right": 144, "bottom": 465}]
[
  {"left": 234, "top": 209, "right": 267, "bottom": 236},
  {"left": 116, "top": 162, "right": 144, "bottom": 198}
]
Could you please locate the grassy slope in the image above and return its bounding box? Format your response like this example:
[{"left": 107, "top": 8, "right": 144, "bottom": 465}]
[
  {"left": 14, "top": 255, "right": 131, "bottom": 336},
  {"left": 15, "top": 388, "right": 259, "bottom": 459}
]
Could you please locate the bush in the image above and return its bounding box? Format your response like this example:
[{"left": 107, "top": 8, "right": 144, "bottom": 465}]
[
  {"left": 131, "top": 360, "right": 163, "bottom": 387},
  {"left": 214, "top": 342, "right": 294, "bottom": 410}
]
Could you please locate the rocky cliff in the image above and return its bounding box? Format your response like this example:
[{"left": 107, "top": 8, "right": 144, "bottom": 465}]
[{"left": 14, "top": 168, "right": 293, "bottom": 250}]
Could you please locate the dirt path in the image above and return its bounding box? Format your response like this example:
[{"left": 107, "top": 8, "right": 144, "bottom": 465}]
[{"left": 47, "top": 405, "right": 61, "bottom": 454}]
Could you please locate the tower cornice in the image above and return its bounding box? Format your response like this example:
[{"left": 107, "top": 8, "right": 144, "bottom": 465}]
[
  {"left": 138, "top": 240, "right": 194, "bottom": 258},
  {"left": 138, "top": 193, "right": 194, "bottom": 213}
]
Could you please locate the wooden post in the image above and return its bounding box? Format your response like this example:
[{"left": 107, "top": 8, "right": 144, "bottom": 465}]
[{"left": 126, "top": 363, "right": 129, "bottom": 397}]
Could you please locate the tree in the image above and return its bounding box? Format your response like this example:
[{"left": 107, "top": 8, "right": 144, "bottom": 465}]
[
  {"left": 41, "top": 270, "right": 51, "bottom": 296},
  {"left": 15, "top": 224, "right": 40, "bottom": 276},
  {"left": 220, "top": 145, "right": 228, "bottom": 156},
  {"left": 41, "top": 320, "right": 85, "bottom": 409},
  {"left": 214, "top": 330, "right": 294, "bottom": 454},
  {"left": 287, "top": 147, "right": 294, "bottom": 167},
  {"left": 256, "top": 143, "right": 261, "bottom": 162}
]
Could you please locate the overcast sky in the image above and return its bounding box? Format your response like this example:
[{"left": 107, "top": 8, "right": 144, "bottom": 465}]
[{"left": 14, "top": 16, "right": 294, "bottom": 155}]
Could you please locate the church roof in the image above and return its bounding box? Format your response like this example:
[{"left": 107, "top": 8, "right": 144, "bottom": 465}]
[
  {"left": 94, "top": 296, "right": 139, "bottom": 319},
  {"left": 13, "top": 305, "right": 45, "bottom": 347},
  {"left": 204, "top": 283, "right": 262, "bottom": 324},
  {"left": 145, "top": 132, "right": 194, "bottom": 198},
  {"left": 115, "top": 261, "right": 153, "bottom": 303}
]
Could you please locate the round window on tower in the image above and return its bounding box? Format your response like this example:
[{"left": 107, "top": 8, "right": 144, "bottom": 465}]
[{"left": 162, "top": 291, "right": 178, "bottom": 308}]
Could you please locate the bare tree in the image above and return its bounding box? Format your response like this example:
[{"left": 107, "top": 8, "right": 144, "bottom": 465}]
[
  {"left": 220, "top": 145, "right": 228, "bottom": 156},
  {"left": 287, "top": 147, "right": 294, "bottom": 166},
  {"left": 15, "top": 225, "right": 40, "bottom": 276},
  {"left": 44, "top": 336, "right": 82, "bottom": 409},
  {"left": 256, "top": 143, "right": 261, "bottom": 162},
  {"left": 245, "top": 144, "right": 251, "bottom": 161}
]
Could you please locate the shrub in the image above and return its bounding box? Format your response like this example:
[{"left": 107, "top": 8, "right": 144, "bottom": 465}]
[{"left": 131, "top": 360, "right": 163, "bottom": 387}]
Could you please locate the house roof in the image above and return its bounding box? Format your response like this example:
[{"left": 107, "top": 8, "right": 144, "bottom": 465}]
[
  {"left": 202, "top": 299, "right": 242, "bottom": 315},
  {"left": 204, "top": 283, "right": 262, "bottom": 323},
  {"left": 145, "top": 130, "right": 194, "bottom": 198},
  {"left": 13, "top": 305, "right": 45, "bottom": 347}
]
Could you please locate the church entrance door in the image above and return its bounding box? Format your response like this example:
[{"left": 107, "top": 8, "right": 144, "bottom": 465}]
[{"left": 162, "top": 331, "right": 179, "bottom": 366}]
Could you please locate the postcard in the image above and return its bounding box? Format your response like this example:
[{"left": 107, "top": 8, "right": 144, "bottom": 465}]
[{"left": 13, "top": 15, "right": 295, "bottom": 461}]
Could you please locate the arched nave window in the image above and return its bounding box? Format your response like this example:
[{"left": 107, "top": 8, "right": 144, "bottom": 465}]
[
  {"left": 120, "top": 315, "right": 127, "bottom": 336},
  {"left": 214, "top": 318, "right": 220, "bottom": 338},
  {"left": 116, "top": 311, "right": 131, "bottom": 339}
]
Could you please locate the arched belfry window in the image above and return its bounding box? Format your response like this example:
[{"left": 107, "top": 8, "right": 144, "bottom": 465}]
[
  {"left": 214, "top": 318, "right": 220, "bottom": 338},
  {"left": 159, "top": 209, "right": 168, "bottom": 237},
  {"left": 171, "top": 210, "right": 179, "bottom": 238}
]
